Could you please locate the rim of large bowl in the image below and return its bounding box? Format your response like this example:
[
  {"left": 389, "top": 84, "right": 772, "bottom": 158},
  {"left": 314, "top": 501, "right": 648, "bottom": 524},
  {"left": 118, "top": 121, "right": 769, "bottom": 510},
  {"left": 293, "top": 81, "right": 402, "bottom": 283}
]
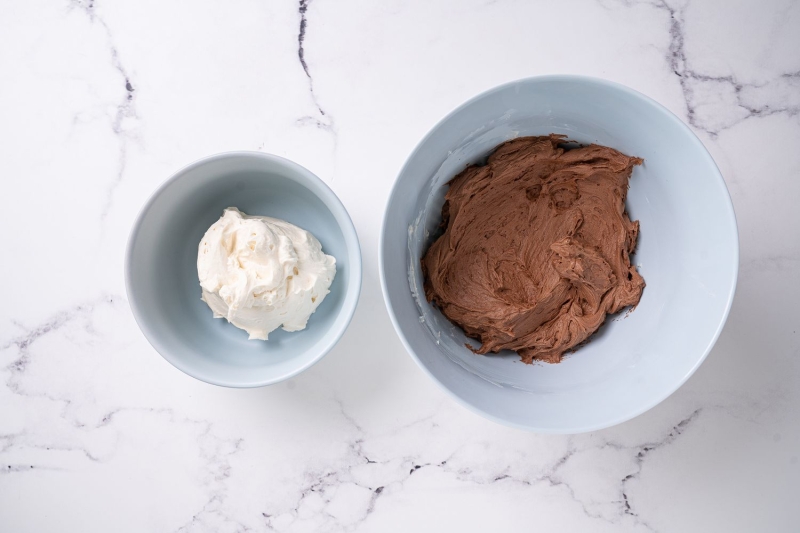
[
  {"left": 125, "top": 151, "right": 362, "bottom": 388},
  {"left": 378, "top": 74, "right": 739, "bottom": 433}
]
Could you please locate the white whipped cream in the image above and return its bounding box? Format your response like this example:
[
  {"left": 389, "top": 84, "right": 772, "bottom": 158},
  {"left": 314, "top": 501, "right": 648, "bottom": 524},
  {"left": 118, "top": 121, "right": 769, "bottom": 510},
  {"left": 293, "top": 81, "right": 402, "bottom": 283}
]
[{"left": 197, "top": 207, "right": 336, "bottom": 340}]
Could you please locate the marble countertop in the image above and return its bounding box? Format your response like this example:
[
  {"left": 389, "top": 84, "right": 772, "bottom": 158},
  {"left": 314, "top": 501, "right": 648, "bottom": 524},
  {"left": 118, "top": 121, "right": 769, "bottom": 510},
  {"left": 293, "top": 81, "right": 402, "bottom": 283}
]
[{"left": 2, "top": 0, "right": 798, "bottom": 531}]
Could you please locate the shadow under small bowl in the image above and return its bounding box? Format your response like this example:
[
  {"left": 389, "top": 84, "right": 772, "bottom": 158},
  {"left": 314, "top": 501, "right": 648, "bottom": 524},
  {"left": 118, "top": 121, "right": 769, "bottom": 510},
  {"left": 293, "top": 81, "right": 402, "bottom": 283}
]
[
  {"left": 126, "top": 153, "right": 361, "bottom": 387},
  {"left": 380, "top": 76, "right": 738, "bottom": 433}
]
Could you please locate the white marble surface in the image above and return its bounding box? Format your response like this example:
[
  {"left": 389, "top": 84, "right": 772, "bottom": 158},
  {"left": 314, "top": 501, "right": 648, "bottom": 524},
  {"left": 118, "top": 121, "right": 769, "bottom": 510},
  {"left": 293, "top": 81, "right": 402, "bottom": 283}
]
[{"left": 1, "top": 0, "right": 798, "bottom": 531}]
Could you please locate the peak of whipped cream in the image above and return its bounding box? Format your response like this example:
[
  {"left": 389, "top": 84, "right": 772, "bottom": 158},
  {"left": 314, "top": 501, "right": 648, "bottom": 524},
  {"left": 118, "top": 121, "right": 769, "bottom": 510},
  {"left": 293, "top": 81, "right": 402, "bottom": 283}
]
[{"left": 197, "top": 207, "right": 336, "bottom": 340}]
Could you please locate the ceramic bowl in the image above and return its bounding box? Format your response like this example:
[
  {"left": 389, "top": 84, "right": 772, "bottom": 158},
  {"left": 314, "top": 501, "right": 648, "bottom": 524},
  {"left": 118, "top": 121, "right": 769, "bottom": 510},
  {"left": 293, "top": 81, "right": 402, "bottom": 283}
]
[
  {"left": 380, "top": 76, "right": 738, "bottom": 432},
  {"left": 126, "top": 152, "right": 361, "bottom": 387}
]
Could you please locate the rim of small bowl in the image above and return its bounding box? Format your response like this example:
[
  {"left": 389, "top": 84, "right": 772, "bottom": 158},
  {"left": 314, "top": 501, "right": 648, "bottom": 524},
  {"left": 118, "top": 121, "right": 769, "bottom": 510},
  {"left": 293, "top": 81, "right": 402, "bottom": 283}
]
[
  {"left": 379, "top": 75, "right": 739, "bottom": 433},
  {"left": 125, "top": 151, "right": 362, "bottom": 388}
]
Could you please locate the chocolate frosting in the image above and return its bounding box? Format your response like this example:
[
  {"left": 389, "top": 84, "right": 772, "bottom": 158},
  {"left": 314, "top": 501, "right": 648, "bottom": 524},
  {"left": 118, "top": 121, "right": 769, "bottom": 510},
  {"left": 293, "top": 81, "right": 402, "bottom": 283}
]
[{"left": 422, "top": 135, "right": 645, "bottom": 363}]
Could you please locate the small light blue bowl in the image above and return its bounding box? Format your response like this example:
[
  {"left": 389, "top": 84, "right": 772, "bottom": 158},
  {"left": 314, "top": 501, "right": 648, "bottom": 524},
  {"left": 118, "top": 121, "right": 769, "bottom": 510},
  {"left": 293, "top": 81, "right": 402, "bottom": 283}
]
[
  {"left": 380, "top": 76, "right": 739, "bottom": 433},
  {"left": 126, "top": 152, "right": 361, "bottom": 387}
]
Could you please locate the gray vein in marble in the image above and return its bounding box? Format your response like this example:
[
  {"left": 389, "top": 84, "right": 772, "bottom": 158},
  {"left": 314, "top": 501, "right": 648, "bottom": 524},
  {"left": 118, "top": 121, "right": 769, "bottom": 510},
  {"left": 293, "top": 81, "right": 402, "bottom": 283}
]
[
  {"left": 260, "top": 408, "right": 546, "bottom": 530},
  {"left": 2, "top": 295, "right": 119, "bottom": 393},
  {"left": 69, "top": 0, "right": 139, "bottom": 220},
  {"left": 618, "top": 409, "right": 702, "bottom": 532},
  {"left": 1, "top": 295, "right": 123, "bottom": 464},
  {"left": 607, "top": 0, "right": 800, "bottom": 136},
  {"left": 4, "top": 407, "right": 248, "bottom": 530},
  {"left": 1, "top": 432, "right": 105, "bottom": 464},
  {"left": 442, "top": 444, "right": 630, "bottom": 527},
  {"left": 173, "top": 422, "right": 248, "bottom": 533},
  {"left": 5, "top": 395, "right": 246, "bottom": 529},
  {"left": 512, "top": 410, "right": 701, "bottom": 530},
  {"left": 258, "top": 403, "right": 706, "bottom": 532},
  {"left": 296, "top": 0, "right": 336, "bottom": 135},
  {"left": 0, "top": 433, "right": 17, "bottom": 454},
  {"left": 261, "top": 400, "right": 412, "bottom": 531},
  {"left": 2, "top": 464, "right": 62, "bottom": 475},
  {"left": 0, "top": 295, "right": 248, "bottom": 532},
  {"left": 0, "top": 291, "right": 706, "bottom": 532},
  {"left": 1, "top": 294, "right": 250, "bottom": 531}
]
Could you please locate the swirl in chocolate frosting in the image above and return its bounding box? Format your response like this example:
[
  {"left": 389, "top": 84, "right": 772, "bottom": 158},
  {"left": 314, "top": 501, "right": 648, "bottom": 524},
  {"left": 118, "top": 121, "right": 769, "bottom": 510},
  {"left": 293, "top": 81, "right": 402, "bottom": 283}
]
[{"left": 422, "top": 135, "right": 645, "bottom": 363}]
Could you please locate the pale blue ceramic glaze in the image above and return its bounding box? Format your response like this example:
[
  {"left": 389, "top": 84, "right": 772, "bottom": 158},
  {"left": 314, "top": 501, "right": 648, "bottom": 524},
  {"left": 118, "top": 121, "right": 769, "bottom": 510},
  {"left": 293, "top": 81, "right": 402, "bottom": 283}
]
[
  {"left": 126, "top": 153, "right": 361, "bottom": 387},
  {"left": 380, "top": 76, "right": 738, "bottom": 433}
]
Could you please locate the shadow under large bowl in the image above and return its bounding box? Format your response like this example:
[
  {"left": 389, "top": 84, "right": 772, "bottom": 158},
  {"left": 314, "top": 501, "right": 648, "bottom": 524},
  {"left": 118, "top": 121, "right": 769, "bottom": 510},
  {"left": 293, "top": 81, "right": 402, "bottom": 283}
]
[
  {"left": 127, "top": 153, "right": 361, "bottom": 387},
  {"left": 380, "top": 76, "right": 738, "bottom": 433}
]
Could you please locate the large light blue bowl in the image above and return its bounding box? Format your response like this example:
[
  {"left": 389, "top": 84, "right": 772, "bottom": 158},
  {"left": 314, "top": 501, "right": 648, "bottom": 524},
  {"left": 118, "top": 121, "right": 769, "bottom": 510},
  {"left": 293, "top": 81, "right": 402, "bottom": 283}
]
[
  {"left": 380, "top": 76, "right": 738, "bottom": 433},
  {"left": 126, "top": 153, "right": 361, "bottom": 387}
]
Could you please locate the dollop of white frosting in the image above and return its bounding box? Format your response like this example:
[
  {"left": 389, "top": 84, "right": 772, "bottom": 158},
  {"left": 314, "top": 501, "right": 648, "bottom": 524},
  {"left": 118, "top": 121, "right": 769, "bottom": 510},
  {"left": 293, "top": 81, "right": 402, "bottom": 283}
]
[{"left": 197, "top": 207, "right": 336, "bottom": 340}]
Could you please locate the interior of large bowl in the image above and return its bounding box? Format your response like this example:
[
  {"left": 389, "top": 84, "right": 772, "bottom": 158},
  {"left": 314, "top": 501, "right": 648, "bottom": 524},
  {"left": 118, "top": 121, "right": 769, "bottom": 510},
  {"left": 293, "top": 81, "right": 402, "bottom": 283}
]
[
  {"left": 381, "top": 76, "right": 738, "bottom": 432},
  {"left": 127, "top": 153, "right": 361, "bottom": 387}
]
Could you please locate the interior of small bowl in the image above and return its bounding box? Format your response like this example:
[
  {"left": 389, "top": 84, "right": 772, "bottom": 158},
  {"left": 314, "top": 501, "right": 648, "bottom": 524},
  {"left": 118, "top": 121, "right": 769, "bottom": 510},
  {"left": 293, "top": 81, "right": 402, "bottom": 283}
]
[
  {"left": 382, "top": 76, "right": 738, "bottom": 432},
  {"left": 127, "top": 153, "right": 360, "bottom": 387}
]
